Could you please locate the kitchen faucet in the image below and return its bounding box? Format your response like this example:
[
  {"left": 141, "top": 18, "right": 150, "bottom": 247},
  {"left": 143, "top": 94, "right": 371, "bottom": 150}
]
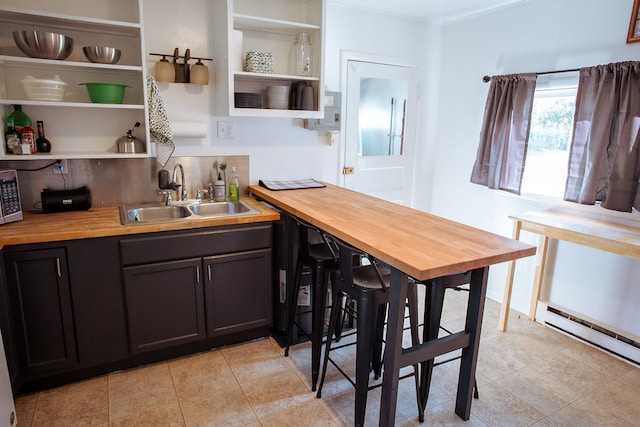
[{"left": 172, "top": 163, "right": 187, "bottom": 201}]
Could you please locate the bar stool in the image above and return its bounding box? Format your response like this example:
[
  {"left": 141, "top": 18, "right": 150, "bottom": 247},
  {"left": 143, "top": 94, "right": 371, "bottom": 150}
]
[
  {"left": 415, "top": 272, "right": 479, "bottom": 421},
  {"left": 284, "top": 216, "right": 339, "bottom": 392},
  {"left": 316, "top": 237, "right": 423, "bottom": 427}
]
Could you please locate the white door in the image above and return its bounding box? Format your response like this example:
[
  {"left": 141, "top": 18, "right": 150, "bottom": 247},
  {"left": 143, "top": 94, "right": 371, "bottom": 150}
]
[{"left": 342, "top": 60, "right": 419, "bottom": 205}]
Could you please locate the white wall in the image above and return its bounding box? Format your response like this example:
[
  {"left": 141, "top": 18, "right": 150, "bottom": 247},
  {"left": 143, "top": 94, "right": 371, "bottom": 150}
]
[
  {"left": 142, "top": 0, "right": 436, "bottom": 188},
  {"left": 432, "top": 0, "right": 640, "bottom": 337}
]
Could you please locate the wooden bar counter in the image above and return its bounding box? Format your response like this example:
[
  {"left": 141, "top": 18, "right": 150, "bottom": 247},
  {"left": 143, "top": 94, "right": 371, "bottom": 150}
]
[{"left": 250, "top": 182, "right": 536, "bottom": 426}]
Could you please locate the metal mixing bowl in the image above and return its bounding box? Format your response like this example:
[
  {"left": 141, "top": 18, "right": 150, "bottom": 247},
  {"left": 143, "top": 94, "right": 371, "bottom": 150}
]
[
  {"left": 13, "top": 30, "right": 73, "bottom": 60},
  {"left": 82, "top": 46, "right": 121, "bottom": 64}
]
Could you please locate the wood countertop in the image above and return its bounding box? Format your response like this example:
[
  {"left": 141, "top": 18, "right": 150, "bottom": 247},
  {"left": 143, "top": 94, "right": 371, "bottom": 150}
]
[
  {"left": 0, "top": 197, "right": 279, "bottom": 249},
  {"left": 250, "top": 183, "right": 536, "bottom": 281}
]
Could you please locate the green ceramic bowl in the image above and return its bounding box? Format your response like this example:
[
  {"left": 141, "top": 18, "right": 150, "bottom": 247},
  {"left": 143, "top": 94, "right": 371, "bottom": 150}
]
[{"left": 80, "top": 82, "right": 130, "bottom": 104}]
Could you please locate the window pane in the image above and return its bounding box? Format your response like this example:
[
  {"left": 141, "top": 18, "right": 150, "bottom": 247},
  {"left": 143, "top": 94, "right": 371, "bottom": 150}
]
[
  {"left": 521, "top": 90, "right": 576, "bottom": 197},
  {"left": 359, "top": 77, "right": 408, "bottom": 157}
]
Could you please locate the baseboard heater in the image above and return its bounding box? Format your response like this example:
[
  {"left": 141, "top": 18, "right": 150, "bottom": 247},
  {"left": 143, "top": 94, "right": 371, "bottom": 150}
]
[{"left": 543, "top": 304, "right": 640, "bottom": 366}]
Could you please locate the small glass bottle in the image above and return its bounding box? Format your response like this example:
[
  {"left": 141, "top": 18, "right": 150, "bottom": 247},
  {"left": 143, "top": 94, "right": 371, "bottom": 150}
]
[
  {"left": 293, "top": 32, "right": 312, "bottom": 76},
  {"left": 36, "top": 121, "right": 52, "bottom": 153},
  {"left": 5, "top": 117, "right": 20, "bottom": 154}
]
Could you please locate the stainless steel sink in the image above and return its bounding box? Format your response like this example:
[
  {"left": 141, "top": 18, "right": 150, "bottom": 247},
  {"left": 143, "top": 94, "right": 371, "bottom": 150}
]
[
  {"left": 189, "top": 201, "right": 255, "bottom": 216},
  {"left": 121, "top": 205, "right": 192, "bottom": 224},
  {"left": 120, "top": 200, "right": 260, "bottom": 225}
]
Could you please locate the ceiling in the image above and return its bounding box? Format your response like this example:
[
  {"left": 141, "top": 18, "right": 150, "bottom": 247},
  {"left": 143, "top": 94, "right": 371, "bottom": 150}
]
[{"left": 329, "top": 0, "right": 528, "bottom": 23}]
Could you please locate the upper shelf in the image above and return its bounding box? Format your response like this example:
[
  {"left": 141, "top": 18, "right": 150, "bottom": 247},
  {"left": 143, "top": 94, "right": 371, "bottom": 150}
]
[
  {"left": 0, "top": 6, "right": 141, "bottom": 36},
  {"left": 233, "top": 14, "right": 321, "bottom": 34},
  {"left": 0, "top": 55, "right": 143, "bottom": 72}
]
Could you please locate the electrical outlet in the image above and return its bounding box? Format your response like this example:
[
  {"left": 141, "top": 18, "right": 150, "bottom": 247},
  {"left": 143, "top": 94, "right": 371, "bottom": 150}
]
[
  {"left": 52, "top": 159, "right": 68, "bottom": 175},
  {"left": 217, "top": 121, "right": 234, "bottom": 139}
]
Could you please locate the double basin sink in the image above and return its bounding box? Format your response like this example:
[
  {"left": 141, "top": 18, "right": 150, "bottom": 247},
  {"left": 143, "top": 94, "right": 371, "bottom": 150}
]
[{"left": 120, "top": 200, "right": 260, "bottom": 225}]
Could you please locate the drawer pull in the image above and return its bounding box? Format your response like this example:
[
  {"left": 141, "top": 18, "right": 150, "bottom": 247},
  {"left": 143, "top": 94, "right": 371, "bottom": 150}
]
[
  {"left": 56, "top": 258, "right": 61, "bottom": 278},
  {"left": 208, "top": 264, "right": 212, "bottom": 282},
  {"left": 196, "top": 266, "right": 200, "bottom": 283}
]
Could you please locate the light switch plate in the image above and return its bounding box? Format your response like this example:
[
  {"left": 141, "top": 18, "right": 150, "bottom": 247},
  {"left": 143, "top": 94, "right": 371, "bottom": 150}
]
[{"left": 217, "top": 121, "right": 234, "bottom": 139}]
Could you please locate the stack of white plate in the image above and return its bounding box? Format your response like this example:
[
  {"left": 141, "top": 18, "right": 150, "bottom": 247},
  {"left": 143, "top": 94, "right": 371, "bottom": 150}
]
[{"left": 265, "top": 85, "right": 290, "bottom": 109}]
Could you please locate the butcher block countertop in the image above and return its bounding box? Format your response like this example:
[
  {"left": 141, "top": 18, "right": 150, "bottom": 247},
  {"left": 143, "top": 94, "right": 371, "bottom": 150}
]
[
  {"left": 0, "top": 197, "right": 279, "bottom": 249},
  {"left": 250, "top": 183, "right": 536, "bottom": 281}
]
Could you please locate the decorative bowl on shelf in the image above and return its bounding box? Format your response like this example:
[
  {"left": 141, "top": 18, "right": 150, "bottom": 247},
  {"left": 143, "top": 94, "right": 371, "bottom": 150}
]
[
  {"left": 82, "top": 46, "right": 121, "bottom": 64},
  {"left": 80, "top": 82, "right": 130, "bottom": 104},
  {"left": 21, "top": 75, "right": 67, "bottom": 101},
  {"left": 13, "top": 30, "right": 73, "bottom": 60}
]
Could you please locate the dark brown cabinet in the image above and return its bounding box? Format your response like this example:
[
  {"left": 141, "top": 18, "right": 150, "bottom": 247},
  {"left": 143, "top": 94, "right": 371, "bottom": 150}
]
[
  {"left": 4, "top": 248, "right": 77, "bottom": 376},
  {"left": 205, "top": 249, "right": 272, "bottom": 337},
  {"left": 2, "top": 221, "right": 273, "bottom": 394},
  {"left": 123, "top": 258, "right": 206, "bottom": 353}
]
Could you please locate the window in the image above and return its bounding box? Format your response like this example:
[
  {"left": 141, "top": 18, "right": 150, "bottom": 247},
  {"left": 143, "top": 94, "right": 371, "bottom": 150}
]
[{"left": 520, "top": 73, "right": 578, "bottom": 198}]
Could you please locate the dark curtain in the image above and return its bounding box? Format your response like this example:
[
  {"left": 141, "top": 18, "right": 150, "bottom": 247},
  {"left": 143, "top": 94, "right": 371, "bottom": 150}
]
[
  {"left": 564, "top": 61, "right": 640, "bottom": 212},
  {"left": 470, "top": 73, "right": 537, "bottom": 194}
]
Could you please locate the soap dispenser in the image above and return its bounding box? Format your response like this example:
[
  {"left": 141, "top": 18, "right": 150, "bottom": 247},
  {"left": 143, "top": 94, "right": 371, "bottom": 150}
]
[{"left": 213, "top": 173, "right": 226, "bottom": 202}]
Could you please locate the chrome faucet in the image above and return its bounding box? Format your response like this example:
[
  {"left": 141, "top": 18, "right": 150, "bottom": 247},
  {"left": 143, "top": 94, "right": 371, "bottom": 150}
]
[{"left": 172, "top": 163, "right": 187, "bottom": 201}]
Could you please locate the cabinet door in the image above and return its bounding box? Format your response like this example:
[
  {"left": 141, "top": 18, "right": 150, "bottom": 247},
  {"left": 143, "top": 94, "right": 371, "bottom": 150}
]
[
  {"left": 5, "top": 248, "right": 77, "bottom": 375},
  {"left": 122, "top": 258, "right": 206, "bottom": 354},
  {"left": 67, "top": 237, "right": 128, "bottom": 368},
  {"left": 204, "top": 249, "right": 272, "bottom": 337}
]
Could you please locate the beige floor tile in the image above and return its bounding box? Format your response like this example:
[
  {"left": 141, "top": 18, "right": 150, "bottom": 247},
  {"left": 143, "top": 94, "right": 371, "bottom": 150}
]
[
  {"left": 176, "top": 380, "right": 259, "bottom": 426},
  {"left": 617, "top": 366, "right": 640, "bottom": 392},
  {"left": 470, "top": 382, "right": 545, "bottom": 427},
  {"left": 240, "top": 368, "right": 315, "bottom": 420},
  {"left": 581, "top": 379, "right": 640, "bottom": 425},
  {"left": 15, "top": 392, "right": 38, "bottom": 427},
  {"left": 258, "top": 397, "right": 339, "bottom": 426},
  {"left": 560, "top": 339, "right": 636, "bottom": 378},
  {"left": 168, "top": 349, "right": 237, "bottom": 391},
  {"left": 31, "top": 376, "right": 109, "bottom": 427},
  {"left": 531, "top": 393, "right": 637, "bottom": 427},
  {"left": 222, "top": 337, "right": 291, "bottom": 384},
  {"left": 413, "top": 398, "right": 488, "bottom": 426},
  {"left": 108, "top": 362, "right": 179, "bottom": 421},
  {"left": 495, "top": 351, "right": 612, "bottom": 415},
  {"left": 109, "top": 400, "right": 185, "bottom": 426}
]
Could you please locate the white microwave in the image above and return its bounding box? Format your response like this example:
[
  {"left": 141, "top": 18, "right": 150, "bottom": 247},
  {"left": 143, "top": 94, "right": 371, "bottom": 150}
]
[{"left": 0, "top": 170, "right": 23, "bottom": 225}]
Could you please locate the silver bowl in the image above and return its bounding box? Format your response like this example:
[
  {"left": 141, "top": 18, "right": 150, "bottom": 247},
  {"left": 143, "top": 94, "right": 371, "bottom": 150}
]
[
  {"left": 13, "top": 30, "right": 73, "bottom": 60},
  {"left": 82, "top": 46, "right": 121, "bottom": 64}
]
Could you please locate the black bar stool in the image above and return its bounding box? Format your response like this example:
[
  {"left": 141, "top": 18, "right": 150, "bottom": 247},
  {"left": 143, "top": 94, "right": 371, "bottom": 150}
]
[
  {"left": 284, "top": 217, "right": 339, "bottom": 392},
  {"left": 316, "top": 238, "right": 423, "bottom": 427},
  {"left": 416, "top": 272, "right": 479, "bottom": 421}
]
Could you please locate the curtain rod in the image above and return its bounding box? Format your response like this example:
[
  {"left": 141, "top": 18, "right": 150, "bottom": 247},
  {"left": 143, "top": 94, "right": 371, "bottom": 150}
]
[{"left": 482, "top": 67, "right": 580, "bottom": 83}]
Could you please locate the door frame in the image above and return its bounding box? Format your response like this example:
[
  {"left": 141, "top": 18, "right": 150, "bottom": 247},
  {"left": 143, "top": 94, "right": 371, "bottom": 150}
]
[{"left": 338, "top": 50, "right": 421, "bottom": 205}]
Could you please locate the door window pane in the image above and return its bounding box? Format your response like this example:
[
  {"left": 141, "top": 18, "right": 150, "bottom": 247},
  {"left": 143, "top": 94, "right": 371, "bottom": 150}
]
[{"left": 359, "top": 77, "right": 408, "bottom": 157}]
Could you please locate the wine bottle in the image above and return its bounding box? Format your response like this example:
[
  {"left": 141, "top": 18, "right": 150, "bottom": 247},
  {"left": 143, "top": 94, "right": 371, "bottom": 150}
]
[{"left": 36, "top": 120, "right": 51, "bottom": 153}]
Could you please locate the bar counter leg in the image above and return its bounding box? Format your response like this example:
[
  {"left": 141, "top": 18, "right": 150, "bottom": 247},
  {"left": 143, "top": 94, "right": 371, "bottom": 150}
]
[
  {"left": 455, "top": 267, "right": 488, "bottom": 420},
  {"left": 499, "top": 220, "right": 521, "bottom": 331},
  {"left": 379, "top": 269, "right": 408, "bottom": 427}
]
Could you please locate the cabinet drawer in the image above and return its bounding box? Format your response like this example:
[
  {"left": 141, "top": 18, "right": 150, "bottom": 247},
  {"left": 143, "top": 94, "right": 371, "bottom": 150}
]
[{"left": 120, "top": 223, "right": 272, "bottom": 266}]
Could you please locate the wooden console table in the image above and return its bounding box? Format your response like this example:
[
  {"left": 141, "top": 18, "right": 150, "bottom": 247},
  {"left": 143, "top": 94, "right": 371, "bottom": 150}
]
[{"left": 500, "top": 208, "right": 640, "bottom": 331}]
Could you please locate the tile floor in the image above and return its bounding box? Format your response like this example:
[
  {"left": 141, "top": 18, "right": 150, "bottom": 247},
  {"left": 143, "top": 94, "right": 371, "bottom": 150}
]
[{"left": 13, "top": 291, "right": 640, "bottom": 426}]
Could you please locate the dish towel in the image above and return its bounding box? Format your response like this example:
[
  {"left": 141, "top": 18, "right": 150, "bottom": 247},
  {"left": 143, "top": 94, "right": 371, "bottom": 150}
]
[
  {"left": 146, "top": 75, "right": 174, "bottom": 166},
  {"left": 258, "top": 179, "right": 326, "bottom": 190}
]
